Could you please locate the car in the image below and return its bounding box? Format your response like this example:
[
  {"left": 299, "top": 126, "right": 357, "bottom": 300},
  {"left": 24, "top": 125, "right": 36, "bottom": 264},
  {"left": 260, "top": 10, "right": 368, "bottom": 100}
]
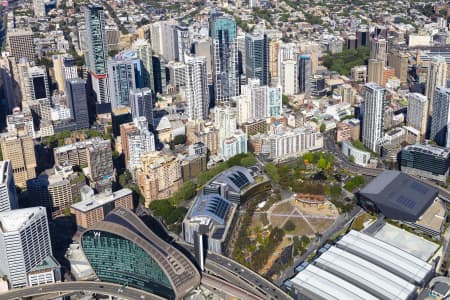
[{"left": 99, "top": 285, "right": 104, "bottom": 288}]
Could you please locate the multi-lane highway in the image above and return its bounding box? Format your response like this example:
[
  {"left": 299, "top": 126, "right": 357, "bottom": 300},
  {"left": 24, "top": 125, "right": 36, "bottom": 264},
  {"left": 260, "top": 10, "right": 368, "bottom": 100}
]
[{"left": 0, "top": 281, "right": 165, "bottom": 300}]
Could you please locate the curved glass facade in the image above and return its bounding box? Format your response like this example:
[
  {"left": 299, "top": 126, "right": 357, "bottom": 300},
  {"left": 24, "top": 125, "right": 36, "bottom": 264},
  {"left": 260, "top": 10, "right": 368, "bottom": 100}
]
[{"left": 81, "top": 230, "right": 175, "bottom": 299}]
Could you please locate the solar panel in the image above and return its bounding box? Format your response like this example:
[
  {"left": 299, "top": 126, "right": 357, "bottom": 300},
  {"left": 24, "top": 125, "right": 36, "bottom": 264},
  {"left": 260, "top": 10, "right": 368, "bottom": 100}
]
[{"left": 395, "top": 195, "right": 416, "bottom": 210}]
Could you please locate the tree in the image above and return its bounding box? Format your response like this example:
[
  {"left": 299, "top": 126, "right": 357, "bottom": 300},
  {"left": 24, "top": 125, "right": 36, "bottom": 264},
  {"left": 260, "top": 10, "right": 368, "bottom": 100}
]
[
  {"left": 264, "top": 162, "right": 280, "bottom": 183},
  {"left": 173, "top": 135, "right": 186, "bottom": 145},
  {"left": 283, "top": 220, "right": 296, "bottom": 232},
  {"left": 320, "top": 123, "right": 326, "bottom": 133},
  {"left": 317, "top": 157, "right": 327, "bottom": 169},
  {"left": 170, "top": 181, "right": 197, "bottom": 205},
  {"left": 119, "top": 170, "right": 132, "bottom": 187},
  {"left": 240, "top": 155, "right": 257, "bottom": 167},
  {"left": 282, "top": 94, "right": 289, "bottom": 105}
]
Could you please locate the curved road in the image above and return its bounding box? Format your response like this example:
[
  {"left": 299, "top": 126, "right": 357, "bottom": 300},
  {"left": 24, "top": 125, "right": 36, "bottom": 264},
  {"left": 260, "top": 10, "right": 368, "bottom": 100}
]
[{"left": 0, "top": 281, "right": 166, "bottom": 300}]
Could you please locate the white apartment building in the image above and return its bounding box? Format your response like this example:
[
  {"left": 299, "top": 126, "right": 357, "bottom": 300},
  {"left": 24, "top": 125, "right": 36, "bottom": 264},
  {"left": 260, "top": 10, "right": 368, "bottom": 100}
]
[
  {"left": 362, "top": 82, "right": 385, "bottom": 152},
  {"left": 407, "top": 93, "right": 428, "bottom": 136}
]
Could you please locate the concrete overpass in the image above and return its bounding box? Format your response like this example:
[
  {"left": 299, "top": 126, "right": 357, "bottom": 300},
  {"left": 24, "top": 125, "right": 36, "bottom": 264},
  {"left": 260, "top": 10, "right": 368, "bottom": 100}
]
[{"left": 0, "top": 281, "right": 166, "bottom": 300}]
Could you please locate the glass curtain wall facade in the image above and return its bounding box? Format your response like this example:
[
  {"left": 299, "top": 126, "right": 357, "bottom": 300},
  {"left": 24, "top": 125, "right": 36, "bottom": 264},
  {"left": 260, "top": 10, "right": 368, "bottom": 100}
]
[{"left": 81, "top": 230, "right": 175, "bottom": 299}]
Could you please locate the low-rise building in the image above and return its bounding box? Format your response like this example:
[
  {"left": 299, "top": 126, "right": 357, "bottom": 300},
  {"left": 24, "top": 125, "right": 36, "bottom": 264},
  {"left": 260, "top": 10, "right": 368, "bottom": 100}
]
[
  {"left": 70, "top": 186, "right": 133, "bottom": 230},
  {"left": 400, "top": 144, "right": 450, "bottom": 183},
  {"left": 183, "top": 194, "right": 238, "bottom": 254},
  {"left": 341, "top": 141, "right": 371, "bottom": 167}
]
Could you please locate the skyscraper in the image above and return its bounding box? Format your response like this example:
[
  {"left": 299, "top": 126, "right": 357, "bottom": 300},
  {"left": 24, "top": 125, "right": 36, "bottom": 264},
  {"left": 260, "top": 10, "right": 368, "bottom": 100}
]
[
  {"left": 107, "top": 53, "right": 143, "bottom": 109},
  {"left": 86, "top": 139, "right": 114, "bottom": 191},
  {"left": 298, "top": 55, "right": 312, "bottom": 96},
  {"left": 370, "top": 38, "right": 387, "bottom": 64},
  {"left": 426, "top": 56, "right": 447, "bottom": 117},
  {"left": 129, "top": 88, "right": 153, "bottom": 126},
  {"left": 430, "top": 87, "right": 450, "bottom": 147},
  {"left": 367, "top": 58, "right": 384, "bottom": 86},
  {"left": 7, "top": 28, "right": 34, "bottom": 62},
  {"left": 245, "top": 32, "right": 270, "bottom": 86},
  {"left": 0, "top": 207, "right": 52, "bottom": 288},
  {"left": 175, "top": 25, "right": 190, "bottom": 63},
  {"left": 133, "top": 39, "right": 154, "bottom": 91},
  {"left": 210, "top": 13, "right": 239, "bottom": 102},
  {"left": 362, "top": 82, "right": 385, "bottom": 152},
  {"left": 25, "top": 66, "right": 50, "bottom": 102},
  {"left": 407, "top": 93, "right": 428, "bottom": 136},
  {"left": 84, "top": 4, "right": 109, "bottom": 105},
  {"left": 66, "top": 78, "right": 89, "bottom": 130},
  {"left": 280, "top": 60, "right": 298, "bottom": 96},
  {"left": 185, "top": 55, "right": 209, "bottom": 121},
  {"left": 53, "top": 54, "right": 78, "bottom": 92},
  {"left": 0, "top": 160, "right": 18, "bottom": 212},
  {"left": 152, "top": 55, "right": 167, "bottom": 95},
  {"left": 127, "top": 117, "right": 155, "bottom": 172}
]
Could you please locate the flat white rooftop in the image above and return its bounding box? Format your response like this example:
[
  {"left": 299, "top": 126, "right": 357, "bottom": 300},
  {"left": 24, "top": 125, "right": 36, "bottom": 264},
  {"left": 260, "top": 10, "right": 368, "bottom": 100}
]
[
  {"left": 71, "top": 188, "right": 132, "bottom": 212},
  {"left": 0, "top": 207, "right": 45, "bottom": 232},
  {"left": 290, "top": 264, "right": 378, "bottom": 300},
  {"left": 315, "top": 246, "right": 416, "bottom": 300},
  {"left": 336, "top": 230, "right": 433, "bottom": 284}
]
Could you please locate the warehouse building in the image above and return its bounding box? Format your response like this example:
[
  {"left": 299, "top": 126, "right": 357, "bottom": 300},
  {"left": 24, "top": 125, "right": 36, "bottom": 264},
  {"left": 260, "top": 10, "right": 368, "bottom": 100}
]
[{"left": 288, "top": 230, "right": 433, "bottom": 300}]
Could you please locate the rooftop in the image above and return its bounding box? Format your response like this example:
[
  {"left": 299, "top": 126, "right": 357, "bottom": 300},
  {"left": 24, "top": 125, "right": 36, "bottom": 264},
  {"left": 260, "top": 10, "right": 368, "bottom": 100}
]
[
  {"left": 359, "top": 171, "right": 438, "bottom": 222},
  {"left": 315, "top": 246, "right": 416, "bottom": 300},
  {"left": 0, "top": 207, "right": 46, "bottom": 232},
  {"left": 337, "top": 230, "right": 433, "bottom": 285},
  {"left": 404, "top": 144, "right": 450, "bottom": 158},
  {"left": 290, "top": 264, "right": 379, "bottom": 300},
  {"left": 71, "top": 188, "right": 132, "bottom": 212},
  {"left": 188, "top": 194, "right": 231, "bottom": 225}
]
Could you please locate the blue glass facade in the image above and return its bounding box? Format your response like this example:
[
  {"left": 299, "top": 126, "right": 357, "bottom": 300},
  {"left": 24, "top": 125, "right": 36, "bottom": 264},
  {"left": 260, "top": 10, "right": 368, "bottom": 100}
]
[{"left": 81, "top": 230, "right": 175, "bottom": 299}]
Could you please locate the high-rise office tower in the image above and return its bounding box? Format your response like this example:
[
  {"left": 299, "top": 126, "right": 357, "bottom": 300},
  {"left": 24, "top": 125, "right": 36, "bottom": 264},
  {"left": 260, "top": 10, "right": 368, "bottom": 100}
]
[
  {"left": 407, "top": 93, "right": 428, "bottom": 136},
  {"left": 245, "top": 32, "right": 270, "bottom": 85},
  {"left": 133, "top": 39, "right": 154, "bottom": 91},
  {"left": 0, "top": 160, "right": 18, "bottom": 212},
  {"left": 370, "top": 38, "right": 387, "bottom": 64},
  {"left": 367, "top": 58, "right": 384, "bottom": 86},
  {"left": 84, "top": 4, "right": 109, "bottom": 105},
  {"left": 193, "top": 39, "right": 213, "bottom": 82},
  {"left": 25, "top": 65, "right": 50, "bottom": 102},
  {"left": 298, "top": 55, "right": 312, "bottom": 96},
  {"left": 362, "top": 82, "right": 385, "bottom": 152},
  {"left": 280, "top": 60, "right": 298, "bottom": 96},
  {"left": 53, "top": 54, "right": 78, "bottom": 92},
  {"left": 7, "top": 28, "right": 34, "bottom": 62},
  {"left": 431, "top": 87, "right": 450, "bottom": 147},
  {"left": 210, "top": 13, "right": 239, "bottom": 102},
  {"left": 152, "top": 55, "right": 167, "bottom": 95},
  {"left": 175, "top": 25, "right": 190, "bottom": 63},
  {"left": 66, "top": 78, "right": 89, "bottom": 130},
  {"left": 107, "top": 53, "right": 143, "bottom": 109},
  {"left": 167, "top": 61, "right": 187, "bottom": 89},
  {"left": 185, "top": 55, "right": 209, "bottom": 121},
  {"left": 356, "top": 26, "right": 370, "bottom": 47},
  {"left": 387, "top": 51, "right": 409, "bottom": 85},
  {"left": 426, "top": 56, "right": 447, "bottom": 117},
  {"left": 105, "top": 24, "right": 120, "bottom": 52},
  {"left": 150, "top": 21, "right": 164, "bottom": 56},
  {"left": 0, "top": 133, "right": 37, "bottom": 187},
  {"left": 0, "top": 207, "right": 52, "bottom": 288},
  {"left": 129, "top": 88, "right": 153, "bottom": 126},
  {"left": 237, "top": 34, "right": 246, "bottom": 81},
  {"left": 162, "top": 22, "right": 176, "bottom": 62},
  {"left": 33, "top": 0, "right": 45, "bottom": 17},
  {"left": 269, "top": 39, "right": 281, "bottom": 85}
]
